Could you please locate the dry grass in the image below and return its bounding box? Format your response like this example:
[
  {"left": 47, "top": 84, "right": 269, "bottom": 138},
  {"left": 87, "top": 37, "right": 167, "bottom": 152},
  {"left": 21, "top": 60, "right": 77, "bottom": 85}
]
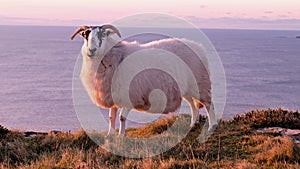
[
  {"left": 0, "top": 108, "right": 299, "bottom": 169},
  {"left": 231, "top": 108, "right": 300, "bottom": 129},
  {"left": 250, "top": 136, "right": 300, "bottom": 165}
]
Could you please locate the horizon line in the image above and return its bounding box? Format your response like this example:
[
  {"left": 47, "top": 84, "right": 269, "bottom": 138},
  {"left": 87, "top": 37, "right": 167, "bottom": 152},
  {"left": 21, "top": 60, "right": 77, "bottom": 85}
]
[{"left": 0, "top": 24, "right": 300, "bottom": 32}]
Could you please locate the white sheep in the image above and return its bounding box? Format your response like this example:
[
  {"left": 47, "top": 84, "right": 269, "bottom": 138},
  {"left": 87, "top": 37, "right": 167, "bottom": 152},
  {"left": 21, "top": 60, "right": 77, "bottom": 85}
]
[{"left": 71, "top": 25, "right": 218, "bottom": 136}]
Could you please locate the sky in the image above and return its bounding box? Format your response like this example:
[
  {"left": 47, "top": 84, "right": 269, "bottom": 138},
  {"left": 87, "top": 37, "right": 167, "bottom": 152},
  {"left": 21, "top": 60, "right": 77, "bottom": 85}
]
[{"left": 0, "top": 0, "right": 300, "bottom": 30}]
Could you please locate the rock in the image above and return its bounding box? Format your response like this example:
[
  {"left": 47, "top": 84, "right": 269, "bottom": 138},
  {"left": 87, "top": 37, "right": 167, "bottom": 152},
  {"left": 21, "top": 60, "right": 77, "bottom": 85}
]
[
  {"left": 256, "top": 127, "right": 300, "bottom": 143},
  {"left": 23, "top": 130, "right": 62, "bottom": 137},
  {"left": 256, "top": 127, "right": 286, "bottom": 134},
  {"left": 48, "top": 130, "right": 62, "bottom": 136},
  {"left": 23, "top": 131, "right": 47, "bottom": 137},
  {"left": 284, "top": 129, "right": 300, "bottom": 136}
]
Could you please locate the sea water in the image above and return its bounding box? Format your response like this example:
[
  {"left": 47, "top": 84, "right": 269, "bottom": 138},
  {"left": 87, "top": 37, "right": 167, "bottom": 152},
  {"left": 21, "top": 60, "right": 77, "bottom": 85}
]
[{"left": 0, "top": 26, "right": 299, "bottom": 132}]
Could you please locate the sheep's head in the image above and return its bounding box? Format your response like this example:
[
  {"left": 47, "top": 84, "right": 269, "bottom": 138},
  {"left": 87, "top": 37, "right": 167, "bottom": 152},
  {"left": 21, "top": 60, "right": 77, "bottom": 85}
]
[{"left": 71, "top": 25, "right": 121, "bottom": 57}]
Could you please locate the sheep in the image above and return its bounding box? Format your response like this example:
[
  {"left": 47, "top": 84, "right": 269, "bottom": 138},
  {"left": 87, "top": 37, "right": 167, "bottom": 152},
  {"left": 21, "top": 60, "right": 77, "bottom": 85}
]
[{"left": 71, "top": 24, "right": 218, "bottom": 136}]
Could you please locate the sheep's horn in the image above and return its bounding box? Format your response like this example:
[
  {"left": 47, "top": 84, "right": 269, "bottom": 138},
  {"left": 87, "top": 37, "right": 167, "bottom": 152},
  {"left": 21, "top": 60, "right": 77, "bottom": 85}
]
[
  {"left": 101, "top": 24, "right": 121, "bottom": 38},
  {"left": 70, "top": 25, "right": 90, "bottom": 40}
]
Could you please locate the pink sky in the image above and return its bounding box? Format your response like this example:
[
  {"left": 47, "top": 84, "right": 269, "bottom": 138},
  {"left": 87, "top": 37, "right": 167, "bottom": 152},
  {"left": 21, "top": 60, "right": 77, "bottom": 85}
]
[{"left": 1, "top": 0, "right": 300, "bottom": 30}]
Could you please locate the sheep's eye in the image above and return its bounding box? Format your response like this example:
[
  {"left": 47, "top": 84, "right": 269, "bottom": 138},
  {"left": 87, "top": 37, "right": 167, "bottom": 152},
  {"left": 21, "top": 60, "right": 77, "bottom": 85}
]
[
  {"left": 85, "top": 30, "right": 91, "bottom": 38},
  {"left": 81, "top": 30, "right": 91, "bottom": 40}
]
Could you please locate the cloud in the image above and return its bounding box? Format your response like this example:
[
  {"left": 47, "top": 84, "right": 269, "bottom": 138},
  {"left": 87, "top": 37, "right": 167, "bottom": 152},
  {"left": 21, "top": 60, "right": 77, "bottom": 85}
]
[
  {"left": 278, "top": 15, "right": 289, "bottom": 18},
  {"left": 0, "top": 15, "right": 99, "bottom": 26},
  {"left": 1, "top": 14, "right": 299, "bottom": 30},
  {"left": 264, "top": 11, "right": 274, "bottom": 14},
  {"left": 112, "top": 14, "right": 195, "bottom": 28},
  {"left": 186, "top": 16, "right": 300, "bottom": 30}
]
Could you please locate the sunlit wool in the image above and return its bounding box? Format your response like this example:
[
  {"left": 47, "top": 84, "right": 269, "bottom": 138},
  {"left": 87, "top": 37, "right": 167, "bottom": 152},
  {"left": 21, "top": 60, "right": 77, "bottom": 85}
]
[{"left": 71, "top": 25, "right": 217, "bottom": 136}]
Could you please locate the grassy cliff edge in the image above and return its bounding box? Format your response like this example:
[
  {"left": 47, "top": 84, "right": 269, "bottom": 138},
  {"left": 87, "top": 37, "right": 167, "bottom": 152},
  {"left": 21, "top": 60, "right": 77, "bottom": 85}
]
[{"left": 0, "top": 108, "right": 299, "bottom": 169}]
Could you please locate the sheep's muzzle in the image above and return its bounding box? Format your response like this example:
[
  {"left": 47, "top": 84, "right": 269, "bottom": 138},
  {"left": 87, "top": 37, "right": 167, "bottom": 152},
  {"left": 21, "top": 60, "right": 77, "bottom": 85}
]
[{"left": 88, "top": 48, "right": 97, "bottom": 57}]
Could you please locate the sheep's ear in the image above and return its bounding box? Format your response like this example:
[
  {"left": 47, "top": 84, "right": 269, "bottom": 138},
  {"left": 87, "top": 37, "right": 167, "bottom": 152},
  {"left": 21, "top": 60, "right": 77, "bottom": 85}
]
[
  {"left": 70, "top": 25, "right": 90, "bottom": 40},
  {"left": 101, "top": 25, "right": 121, "bottom": 38},
  {"left": 106, "top": 31, "right": 111, "bottom": 37},
  {"left": 81, "top": 30, "right": 91, "bottom": 40},
  {"left": 105, "top": 29, "right": 121, "bottom": 38}
]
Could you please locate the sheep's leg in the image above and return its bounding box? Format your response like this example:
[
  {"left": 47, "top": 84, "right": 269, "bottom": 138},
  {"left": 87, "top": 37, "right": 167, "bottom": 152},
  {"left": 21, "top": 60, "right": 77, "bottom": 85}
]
[
  {"left": 107, "top": 107, "right": 117, "bottom": 136},
  {"left": 185, "top": 97, "right": 199, "bottom": 128},
  {"left": 119, "top": 108, "right": 130, "bottom": 136},
  {"left": 202, "top": 101, "right": 218, "bottom": 132}
]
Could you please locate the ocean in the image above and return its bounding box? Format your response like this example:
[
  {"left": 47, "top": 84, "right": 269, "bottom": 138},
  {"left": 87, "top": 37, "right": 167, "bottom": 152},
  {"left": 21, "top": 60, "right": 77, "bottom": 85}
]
[{"left": 0, "top": 25, "right": 299, "bottom": 132}]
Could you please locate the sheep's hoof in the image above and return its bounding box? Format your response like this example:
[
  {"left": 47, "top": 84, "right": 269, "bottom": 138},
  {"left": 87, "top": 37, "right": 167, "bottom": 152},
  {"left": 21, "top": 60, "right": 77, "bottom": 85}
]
[
  {"left": 106, "top": 129, "right": 116, "bottom": 138},
  {"left": 208, "top": 124, "right": 218, "bottom": 132},
  {"left": 117, "top": 133, "right": 126, "bottom": 137},
  {"left": 190, "top": 120, "right": 200, "bottom": 128},
  {"left": 105, "top": 133, "right": 112, "bottom": 138}
]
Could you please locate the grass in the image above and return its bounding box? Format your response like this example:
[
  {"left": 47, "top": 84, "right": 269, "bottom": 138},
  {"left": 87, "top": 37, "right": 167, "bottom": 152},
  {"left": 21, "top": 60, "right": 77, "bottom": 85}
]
[{"left": 0, "top": 108, "right": 299, "bottom": 168}]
